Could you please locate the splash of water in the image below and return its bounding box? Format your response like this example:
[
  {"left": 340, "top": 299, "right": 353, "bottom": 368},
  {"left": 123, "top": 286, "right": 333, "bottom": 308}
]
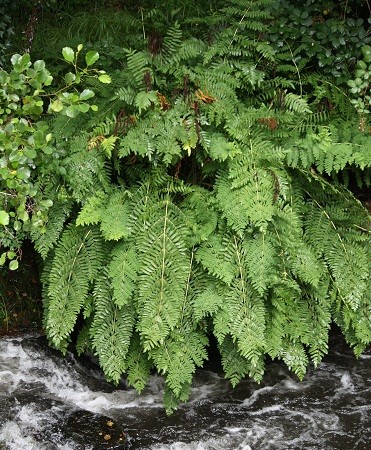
[{"left": 0, "top": 333, "right": 370, "bottom": 449}]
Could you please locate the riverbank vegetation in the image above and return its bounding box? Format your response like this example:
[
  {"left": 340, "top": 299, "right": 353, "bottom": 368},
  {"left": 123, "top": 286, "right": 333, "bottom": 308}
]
[{"left": 1, "top": 0, "right": 370, "bottom": 413}]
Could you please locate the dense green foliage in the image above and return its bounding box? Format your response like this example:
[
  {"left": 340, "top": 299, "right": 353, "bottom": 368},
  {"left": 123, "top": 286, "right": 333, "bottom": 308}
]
[
  {"left": 0, "top": 46, "right": 110, "bottom": 269},
  {"left": 1, "top": 0, "right": 370, "bottom": 413}
]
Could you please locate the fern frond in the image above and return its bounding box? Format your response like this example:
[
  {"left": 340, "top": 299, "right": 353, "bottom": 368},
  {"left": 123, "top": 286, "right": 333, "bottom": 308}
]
[
  {"left": 64, "top": 134, "right": 111, "bottom": 202},
  {"left": 30, "top": 199, "right": 72, "bottom": 259},
  {"left": 100, "top": 190, "right": 132, "bottom": 241},
  {"left": 44, "top": 225, "right": 104, "bottom": 352},
  {"left": 150, "top": 251, "right": 208, "bottom": 412},
  {"left": 125, "top": 333, "right": 152, "bottom": 393},
  {"left": 90, "top": 270, "right": 135, "bottom": 384},
  {"left": 136, "top": 195, "right": 191, "bottom": 350},
  {"left": 215, "top": 153, "right": 277, "bottom": 233},
  {"left": 196, "top": 228, "right": 237, "bottom": 286},
  {"left": 277, "top": 338, "right": 308, "bottom": 380},
  {"left": 125, "top": 48, "right": 152, "bottom": 89},
  {"left": 284, "top": 92, "right": 312, "bottom": 114},
  {"left": 224, "top": 233, "right": 266, "bottom": 372},
  {"left": 244, "top": 231, "right": 278, "bottom": 295},
  {"left": 108, "top": 243, "right": 139, "bottom": 308},
  {"left": 219, "top": 335, "right": 265, "bottom": 387},
  {"left": 303, "top": 191, "right": 369, "bottom": 311}
]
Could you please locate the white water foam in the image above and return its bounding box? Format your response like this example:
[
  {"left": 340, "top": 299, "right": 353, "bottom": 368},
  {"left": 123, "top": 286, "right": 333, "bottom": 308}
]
[
  {"left": 0, "top": 339, "right": 164, "bottom": 414},
  {"left": 1, "top": 335, "right": 370, "bottom": 450},
  {"left": 0, "top": 403, "right": 79, "bottom": 450}
]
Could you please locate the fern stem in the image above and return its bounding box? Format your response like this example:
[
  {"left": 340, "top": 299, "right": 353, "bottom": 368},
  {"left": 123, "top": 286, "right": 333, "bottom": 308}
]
[
  {"left": 68, "top": 230, "right": 92, "bottom": 285},
  {"left": 179, "top": 249, "right": 194, "bottom": 327},
  {"left": 284, "top": 39, "right": 303, "bottom": 97},
  {"left": 232, "top": 234, "right": 247, "bottom": 302},
  {"left": 160, "top": 198, "right": 169, "bottom": 305},
  {"left": 309, "top": 196, "right": 347, "bottom": 255}
]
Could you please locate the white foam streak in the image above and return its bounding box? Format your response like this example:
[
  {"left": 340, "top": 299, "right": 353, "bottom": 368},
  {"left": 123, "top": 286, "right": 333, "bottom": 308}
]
[{"left": 0, "top": 339, "right": 165, "bottom": 414}]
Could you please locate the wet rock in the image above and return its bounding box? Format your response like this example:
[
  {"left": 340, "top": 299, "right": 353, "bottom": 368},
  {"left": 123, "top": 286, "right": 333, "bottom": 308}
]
[{"left": 64, "top": 410, "right": 129, "bottom": 449}]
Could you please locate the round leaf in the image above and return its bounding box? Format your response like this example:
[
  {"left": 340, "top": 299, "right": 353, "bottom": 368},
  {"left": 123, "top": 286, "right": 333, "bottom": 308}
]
[
  {"left": 80, "top": 89, "right": 95, "bottom": 100},
  {"left": 9, "top": 260, "right": 19, "bottom": 271},
  {"left": 62, "top": 47, "right": 75, "bottom": 63},
  {"left": 85, "top": 51, "right": 99, "bottom": 67},
  {"left": 65, "top": 105, "right": 80, "bottom": 118},
  {"left": 64, "top": 72, "right": 76, "bottom": 84},
  {"left": 0, "top": 210, "right": 9, "bottom": 226},
  {"left": 50, "top": 99, "right": 63, "bottom": 112},
  {"left": 98, "top": 74, "right": 111, "bottom": 84},
  {"left": 34, "top": 60, "right": 46, "bottom": 71},
  {"left": 77, "top": 103, "right": 90, "bottom": 113}
]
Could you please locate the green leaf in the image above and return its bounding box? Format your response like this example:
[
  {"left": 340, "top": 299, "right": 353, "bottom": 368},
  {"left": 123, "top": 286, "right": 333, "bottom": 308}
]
[
  {"left": 80, "top": 89, "right": 95, "bottom": 100},
  {"left": 62, "top": 47, "right": 75, "bottom": 63},
  {"left": 9, "top": 260, "right": 19, "bottom": 271},
  {"left": 50, "top": 99, "right": 63, "bottom": 112},
  {"left": 135, "top": 91, "right": 158, "bottom": 113},
  {"left": 64, "top": 72, "right": 76, "bottom": 84},
  {"left": 85, "top": 51, "right": 99, "bottom": 67},
  {"left": 10, "top": 54, "right": 21, "bottom": 66},
  {"left": 0, "top": 210, "right": 9, "bottom": 226},
  {"left": 42, "top": 146, "right": 54, "bottom": 155},
  {"left": 0, "top": 253, "right": 6, "bottom": 266},
  {"left": 34, "top": 60, "right": 46, "bottom": 71},
  {"left": 18, "top": 210, "right": 29, "bottom": 222},
  {"left": 77, "top": 104, "right": 90, "bottom": 113},
  {"left": 98, "top": 74, "right": 111, "bottom": 84},
  {"left": 65, "top": 105, "right": 80, "bottom": 118}
]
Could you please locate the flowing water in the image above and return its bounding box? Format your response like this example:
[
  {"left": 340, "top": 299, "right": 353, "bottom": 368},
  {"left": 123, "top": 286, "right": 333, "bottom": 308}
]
[{"left": 0, "top": 331, "right": 370, "bottom": 450}]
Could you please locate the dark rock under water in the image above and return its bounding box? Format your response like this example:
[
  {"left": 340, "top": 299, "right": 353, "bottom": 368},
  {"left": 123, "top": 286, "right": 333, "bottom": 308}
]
[{"left": 0, "top": 330, "right": 370, "bottom": 449}]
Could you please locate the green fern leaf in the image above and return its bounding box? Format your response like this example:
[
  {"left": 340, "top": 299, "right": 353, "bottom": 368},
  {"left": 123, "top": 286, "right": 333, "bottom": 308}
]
[
  {"left": 244, "top": 231, "right": 278, "bottom": 295},
  {"left": 100, "top": 190, "right": 132, "bottom": 241},
  {"left": 136, "top": 196, "right": 190, "bottom": 350},
  {"left": 109, "top": 243, "right": 139, "bottom": 307},
  {"left": 44, "top": 225, "right": 104, "bottom": 351},
  {"left": 30, "top": 199, "right": 72, "bottom": 259},
  {"left": 90, "top": 271, "right": 135, "bottom": 384},
  {"left": 125, "top": 333, "right": 152, "bottom": 393}
]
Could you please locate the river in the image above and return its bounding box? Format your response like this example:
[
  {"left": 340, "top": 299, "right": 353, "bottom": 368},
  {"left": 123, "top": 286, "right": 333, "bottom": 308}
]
[{"left": 0, "top": 329, "right": 370, "bottom": 449}]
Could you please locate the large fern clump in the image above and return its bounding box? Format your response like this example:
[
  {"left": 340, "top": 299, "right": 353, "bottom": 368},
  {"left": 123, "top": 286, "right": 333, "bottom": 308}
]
[{"left": 32, "top": 0, "right": 371, "bottom": 413}]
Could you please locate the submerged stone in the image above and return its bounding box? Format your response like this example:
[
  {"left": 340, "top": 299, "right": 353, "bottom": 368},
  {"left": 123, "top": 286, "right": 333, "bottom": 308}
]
[{"left": 64, "top": 410, "right": 129, "bottom": 449}]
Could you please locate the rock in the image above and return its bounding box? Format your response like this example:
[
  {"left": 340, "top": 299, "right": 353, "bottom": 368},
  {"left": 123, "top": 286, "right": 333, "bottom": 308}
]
[{"left": 64, "top": 410, "right": 129, "bottom": 450}]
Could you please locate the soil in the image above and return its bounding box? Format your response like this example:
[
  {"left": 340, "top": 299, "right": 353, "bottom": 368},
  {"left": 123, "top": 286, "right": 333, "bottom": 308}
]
[{"left": 0, "top": 240, "right": 43, "bottom": 337}]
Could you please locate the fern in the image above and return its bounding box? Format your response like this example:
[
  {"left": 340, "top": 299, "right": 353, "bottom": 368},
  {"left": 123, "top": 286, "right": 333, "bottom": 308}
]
[
  {"left": 30, "top": 199, "right": 72, "bottom": 259},
  {"left": 136, "top": 194, "right": 190, "bottom": 350},
  {"left": 90, "top": 270, "right": 135, "bottom": 384},
  {"left": 219, "top": 335, "right": 262, "bottom": 387},
  {"left": 35, "top": 0, "right": 371, "bottom": 415},
  {"left": 215, "top": 156, "right": 277, "bottom": 233},
  {"left": 124, "top": 333, "right": 152, "bottom": 393},
  {"left": 244, "top": 230, "right": 278, "bottom": 295},
  {"left": 124, "top": 49, "right": 152, "bottom": 89},
  {"left": 108, "top": 243, "right": 139, "bottom": 308},
  {"left": 44, "top": 225, "right": 104, "bottom": 352}
]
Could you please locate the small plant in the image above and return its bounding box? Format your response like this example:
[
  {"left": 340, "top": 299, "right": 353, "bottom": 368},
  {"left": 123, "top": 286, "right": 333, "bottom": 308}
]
[
  {"left": 348, "top": 45, "right": 371, "bottom": 129},
  {"left": 0, "top": 45, "right": 110, "bottom": 269}
]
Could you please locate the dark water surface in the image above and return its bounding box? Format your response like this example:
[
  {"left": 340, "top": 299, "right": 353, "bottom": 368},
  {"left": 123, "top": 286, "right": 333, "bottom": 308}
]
[{"left": 0, "top": 332, "right": 370, "bottom": 449}]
